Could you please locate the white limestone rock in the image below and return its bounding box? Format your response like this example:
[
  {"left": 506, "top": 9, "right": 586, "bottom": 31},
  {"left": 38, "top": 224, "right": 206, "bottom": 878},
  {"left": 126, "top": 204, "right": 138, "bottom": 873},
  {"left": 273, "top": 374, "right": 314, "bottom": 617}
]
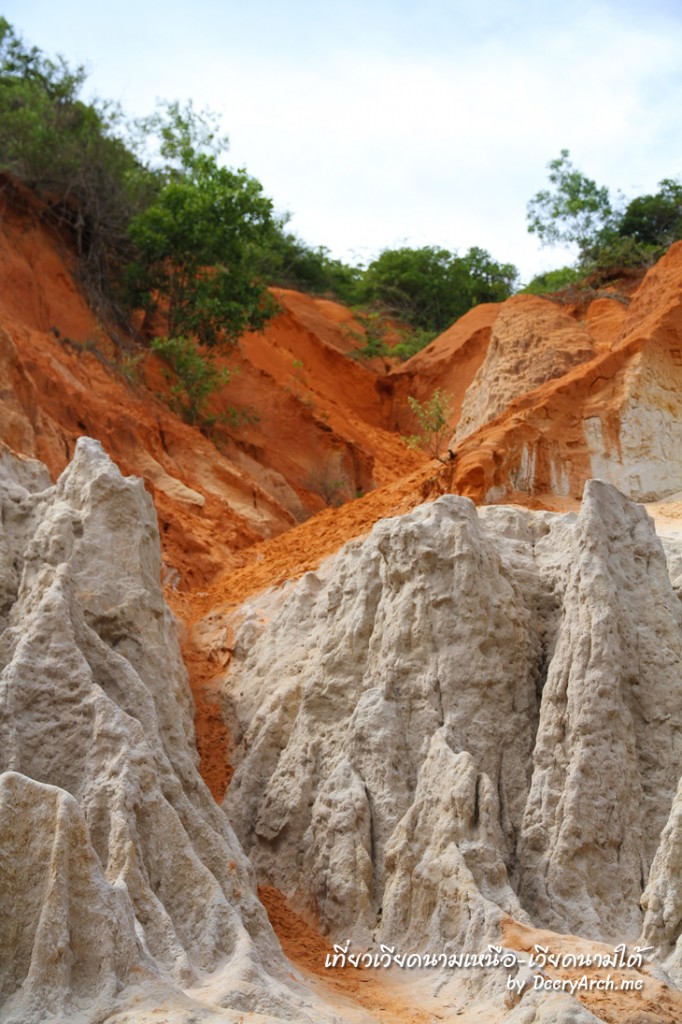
[
  {"left": 0, "top": 771, "right": 153, "bottom": 1023},
  {"left": 0, "top": 438, "right": 319, "bottom": 1024},
  {"left": 5, "top": 435, "right": 681, "bottom": 1021},
  {"left": 660, "top": 533, "right": 682, "bottom": 599},
  {"left": 585, "top": 340, "right": 682, "bottom": 502},
  {"left": 517, "top": 481, "right": 682, "bottom": 940},
  {"left": 224, "top": 494, "right": 549, "bottom": 949},
  {"left": 640, "top": 772, "right": 682, "bottom": 983},
  {"left": 222, "top": 480, "right": 682, "bottom": 962},
  {"left": 381, "top": 734, "right": 525, "bottom": 951},
  {"left": 502, "top": 991, "right": 605, "bottom": 1023}
]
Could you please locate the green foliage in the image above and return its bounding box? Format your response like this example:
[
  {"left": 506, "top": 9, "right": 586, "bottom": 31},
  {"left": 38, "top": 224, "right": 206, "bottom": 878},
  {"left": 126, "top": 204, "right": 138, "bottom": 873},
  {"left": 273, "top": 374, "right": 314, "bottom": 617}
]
[
  {"left": 135, "top": 99, "right": 229, "bottom": 175},
  {"left": 403, "top": 388, "right": 454, "bottom": 462},
  {"left": 359, "top": 245, "right": 517, "bottom": 334},
  {"left": 127, "top": 103, "right": 277, "bottom": 346},
  {"left": 151, "top": 335, "right": 230, "bottom": 425},
  {"left": 390, "top": 327, "right": 438, "bottom": 361},
  {"left": 618, "top": 179, "right": 682, "bottom": 249},
  {"left": 347, "top": 310, "right": 392, "bottom": 360},
  {"left": 462, "top": 246, "right": 520, "bottom": 304},
  {"left": 348, "top": 312, "right": 436, "bottom": 363},
  {"left": 221, "top": 404, "right": 260, "bottom": 430},
  {"left": 521, "top": 266, "right": 583, "bottom": 295},
  {"left": 306, "top": 461, "right": 351, "bottom": 507},
  {"left": 0, "top": 17, "right": 89, "bottom": 189},
  {"left": 527, "top": 149, "right": 614, "bottom": 260},
  {"left": 0, "top": 27, "right": 279, "bottom": 340},
  {"left": 527, "top": 150, "right": 682, "bottom": 289},
  {"left": 255, "top": 227, "right": 362, "bottom": 304},
  {"left": 116, "top": 351, "right": 145, "bottom": 385},
  {"left": 0, "top": 19, "right": 157, "bottom": 316},
  {"left": 528, "top": 151, "right": 682, "bottom": 280},
  {"left": 584, "top": 234, "right": 659, "bottom": 279}
]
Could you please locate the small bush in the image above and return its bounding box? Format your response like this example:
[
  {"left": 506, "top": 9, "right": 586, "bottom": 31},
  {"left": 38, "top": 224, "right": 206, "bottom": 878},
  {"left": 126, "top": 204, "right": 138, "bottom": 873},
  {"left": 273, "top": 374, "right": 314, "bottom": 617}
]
[
  {"left": 306, "top": 461, "right": 351, "bottom": 506},
  {"left": 347, "top": 311, "right": 391, "bottom": 360},
  {"left": 349, "top": 314, "right": 436, "bottom": 363},
  {"left": 403, "top": 388, "right": 454, "bottom": 462},
  {"left": 522, "top": 266, "right": 583, "bottom": 295},
  {"left": 116, "top": 351, "right": 145, "bottom": 385},
  {"left": 391, "top": 327, "right": 437, "bottom": 361},
  {"left": 151, "top": 335, "right": 230, "bottom": 425}
]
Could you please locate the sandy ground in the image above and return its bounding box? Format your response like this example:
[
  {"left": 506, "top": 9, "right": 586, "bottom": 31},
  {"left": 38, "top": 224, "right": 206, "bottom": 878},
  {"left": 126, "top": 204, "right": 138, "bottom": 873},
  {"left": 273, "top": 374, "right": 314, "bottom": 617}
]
[
  {"left": 257, "top": 888, "right": 682, "bottom": 1024},
  {"left": 502, "top": 919, "right": 682, "bottom": 1024},
  {"left": 259, "top": 886, "right": 479, "bottom": 1024},
  {"left": 646, "top": 491, "right": 682, "bottom": 535}
]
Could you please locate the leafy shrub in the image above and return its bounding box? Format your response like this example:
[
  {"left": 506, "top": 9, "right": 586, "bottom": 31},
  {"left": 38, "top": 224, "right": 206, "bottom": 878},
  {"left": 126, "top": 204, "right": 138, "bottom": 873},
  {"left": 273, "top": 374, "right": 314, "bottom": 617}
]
[
  {"left": 358, "top": 245, "right": 517, "bottom": 334},
  {"left": 521, "top": 266, "right": 583, "bottom": 295},
  {"left": 346, "top": 311, "right": 392, "bottom": 360},
  {"left": 116, "top": 351, "right": 145, "bottom": 385},
  {"left": 0, "top": 19, "right": 157, "bottom": 319},
  {"left": 255, "top": 227, "right": 363, "bottom": 304},
  {"left": 403, "top": 388, "right": 454, "bottom": 462},
  {"left": 582, "top": 234, "right": 659, "bottom": 282},
  {"left": 126, "top": 103, "right": 277, "bottom": 346},
  {"left": 151, "top": 335, "right": 230, "bottom": 425},
  {"left": 390, "top": 327, "right": 438, "bottom": 361},
  {"left": 306, "top": 461, "right": 351, "bottom": 506}
]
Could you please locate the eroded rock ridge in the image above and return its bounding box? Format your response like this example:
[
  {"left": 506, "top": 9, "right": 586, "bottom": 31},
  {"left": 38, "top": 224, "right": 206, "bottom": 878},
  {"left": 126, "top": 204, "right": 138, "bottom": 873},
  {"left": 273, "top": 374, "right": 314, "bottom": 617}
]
[
  {"left": 0, "top": 439, "right": 322, "bottom": 1024},
  {"left": 223, "top": 481, "right": 682, "bottom": 969}
]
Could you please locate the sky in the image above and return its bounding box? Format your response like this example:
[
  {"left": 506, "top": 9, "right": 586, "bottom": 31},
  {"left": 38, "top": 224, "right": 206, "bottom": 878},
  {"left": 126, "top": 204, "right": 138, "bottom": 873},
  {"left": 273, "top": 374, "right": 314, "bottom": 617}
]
[{"left": 4, "top": 0, "right": 682, "bottom": 282}]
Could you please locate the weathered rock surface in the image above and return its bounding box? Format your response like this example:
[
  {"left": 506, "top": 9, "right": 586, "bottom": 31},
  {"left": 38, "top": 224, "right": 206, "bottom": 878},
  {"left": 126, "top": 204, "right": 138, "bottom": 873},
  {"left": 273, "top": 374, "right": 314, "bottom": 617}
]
[
  {"left": 0, "top": 176, "right": 422, "bottom": 596},
  {"left": 640, "top": 771, "right": 682, "bottom": 983},
  {"left": 516, "top": 480, "right": 682, "bottom": 940},
  {"left": 447, "top": 244, "right": 682, "bottom": 507},
  {"left": 3, "top": 437, "right": 682, "bottom": 1023},
  {"left": 0, "top": 439, "right": 325, "bottom": 1024},
  {"left": 0, "top": 771, "right": 152, "bottom": 1022},
  {"left": 222, "top": 481, "right": 682, "bottom": 962},
  {"left": 455, "top": 297, "right": 596, "bottom": 444}
]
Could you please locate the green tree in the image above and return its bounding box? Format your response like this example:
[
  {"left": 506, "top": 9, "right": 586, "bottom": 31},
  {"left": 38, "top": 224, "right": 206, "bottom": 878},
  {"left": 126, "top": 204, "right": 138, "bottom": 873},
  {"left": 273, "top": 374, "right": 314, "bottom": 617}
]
[
  {"left": 359, "top": 245, "right": 517, "bottom": 334},
  {"left": 527, "top": 149, "right": 615, "bottom": 261},
  {"left": 522, "top": 266, "right": 583, "bottom": 295},
  {"left": 461, "top": 246, "right": 519, "bottom": 304},
  {"left": 619, "top": 179, "right": 682, "bottom": 248},
  {"left": 0, "top": 19, "right": 156, "bottom": 316},
  {"left": 255, "top": 225, "right": 363, "bottom": 303},
  {"left": 127, "top": 103, "right": 277, "bottom": 346}
]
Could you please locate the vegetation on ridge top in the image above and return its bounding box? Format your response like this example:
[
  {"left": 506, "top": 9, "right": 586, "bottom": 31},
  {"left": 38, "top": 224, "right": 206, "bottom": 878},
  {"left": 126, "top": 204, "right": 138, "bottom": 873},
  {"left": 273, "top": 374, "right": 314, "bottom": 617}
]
[
  {"left": 0, "top": 19, "right": 518, "bottom": 349},
  {"left": 525, "top": 149, "right": 682, "bottom": 292},
  {"left": 1, "top": 18, "right": 681, "bottom": 424}
]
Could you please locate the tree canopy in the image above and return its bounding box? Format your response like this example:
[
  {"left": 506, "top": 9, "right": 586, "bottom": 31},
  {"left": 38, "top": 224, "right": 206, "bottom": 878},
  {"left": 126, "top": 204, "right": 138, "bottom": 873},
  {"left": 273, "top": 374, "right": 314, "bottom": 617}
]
[
  {"left": 618, "top": 179, "right": 682, "bottom": 248},
  {"left": 526, "top": 149, "right": 614, "bottom": 260},
  {"left": 526, "top": 149, "right": 682, "bottom": 286},
  {"left": 358, "top": 245, "right": 518, "bottom": 334},
  {"left": 0, "top": 18, "right": 157, "bottom": 314},
  {"left": 126, "top": 103, "right": 277, "bottom": 345}
]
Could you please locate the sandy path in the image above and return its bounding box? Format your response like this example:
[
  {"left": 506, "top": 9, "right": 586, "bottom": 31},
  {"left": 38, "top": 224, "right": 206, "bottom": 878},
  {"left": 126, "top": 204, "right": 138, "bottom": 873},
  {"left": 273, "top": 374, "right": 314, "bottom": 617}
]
[{"left": 259, "top": 886, "right": 444, "bottom": 1024}]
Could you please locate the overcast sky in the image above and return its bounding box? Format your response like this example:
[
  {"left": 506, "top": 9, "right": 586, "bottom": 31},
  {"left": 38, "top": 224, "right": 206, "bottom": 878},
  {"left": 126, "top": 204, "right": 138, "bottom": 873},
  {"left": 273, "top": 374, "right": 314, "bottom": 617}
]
[{"left": 4, "top": 0, "right": 682, "bottom": 281}]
